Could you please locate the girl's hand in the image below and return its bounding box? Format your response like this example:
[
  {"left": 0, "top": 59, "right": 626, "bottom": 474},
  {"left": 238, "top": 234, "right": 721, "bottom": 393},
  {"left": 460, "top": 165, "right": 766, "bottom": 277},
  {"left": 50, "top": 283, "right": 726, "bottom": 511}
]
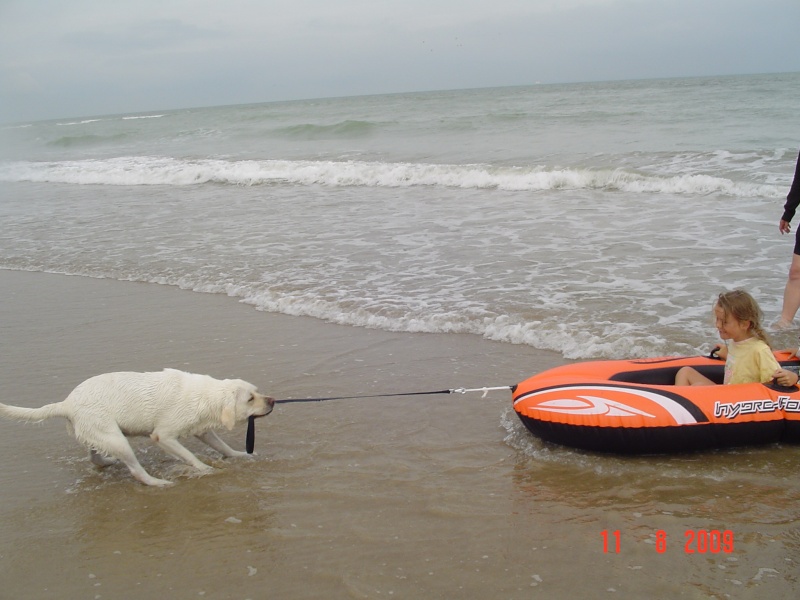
[
  {"left": 780, "top": 219, "right": 792, "bottom": 234},
  {"left": 713, "top": 344, "right": 728, "bottom": 360},
  {"left": 773, "top": 368, "right": 799, "bottom": 387}
]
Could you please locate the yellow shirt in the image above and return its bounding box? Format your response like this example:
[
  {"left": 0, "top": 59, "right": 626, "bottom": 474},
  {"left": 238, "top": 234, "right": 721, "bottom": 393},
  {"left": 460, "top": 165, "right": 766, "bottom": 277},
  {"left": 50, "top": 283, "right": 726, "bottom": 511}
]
[{"left": 724, "top": 338, "right": 780, "bottom": 385}]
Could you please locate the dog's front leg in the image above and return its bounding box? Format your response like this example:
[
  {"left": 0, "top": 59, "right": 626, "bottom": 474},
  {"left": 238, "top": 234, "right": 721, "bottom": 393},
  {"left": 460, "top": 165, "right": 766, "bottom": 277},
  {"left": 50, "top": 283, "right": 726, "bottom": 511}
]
[
  {"left": 151, "top": 434, "right": 214, "bottom": 472},
  {"left": 196, "top": 430, "right": 250, "bottom": 458}
]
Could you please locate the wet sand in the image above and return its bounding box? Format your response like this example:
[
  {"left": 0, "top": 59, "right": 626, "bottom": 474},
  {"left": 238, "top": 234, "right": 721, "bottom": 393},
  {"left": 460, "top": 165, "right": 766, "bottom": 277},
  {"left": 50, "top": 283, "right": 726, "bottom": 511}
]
[{"left": 1, "top": 270, "right": 798, "bottom": 599}]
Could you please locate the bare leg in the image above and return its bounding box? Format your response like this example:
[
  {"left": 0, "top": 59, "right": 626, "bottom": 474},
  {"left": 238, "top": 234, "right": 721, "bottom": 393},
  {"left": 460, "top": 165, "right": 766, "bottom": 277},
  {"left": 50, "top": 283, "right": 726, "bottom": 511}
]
[
  {"left": 196, "top": 430, "right": 250, "bottom": 458},
  {"left": 777, "top": 253, "right": 800, "bottom": 327},
  {"left": 675, "top": 366, "right": 717, "bottom": 386}
]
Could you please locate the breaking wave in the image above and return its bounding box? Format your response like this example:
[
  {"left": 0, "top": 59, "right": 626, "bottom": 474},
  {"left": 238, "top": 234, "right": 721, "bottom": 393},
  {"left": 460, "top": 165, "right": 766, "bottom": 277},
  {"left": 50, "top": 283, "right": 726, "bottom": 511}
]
[{"left": 0, "top": 156, "right": 782, "bottom": 197}]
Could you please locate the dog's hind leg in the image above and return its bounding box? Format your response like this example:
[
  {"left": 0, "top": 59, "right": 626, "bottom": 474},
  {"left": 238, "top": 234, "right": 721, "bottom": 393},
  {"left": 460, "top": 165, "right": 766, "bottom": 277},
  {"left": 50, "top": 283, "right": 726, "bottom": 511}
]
[
  {"left": 151, "top": 434, "right": 214, "bottom": 473},
  {"left": 196, "top": 430, "right": 250, "bottom": 458},
  {"left": 101, "top": 431, "right": 174, "bottom": 487},
  {"left": 89, "top": 449, "right": 118, "bottom": 467}
]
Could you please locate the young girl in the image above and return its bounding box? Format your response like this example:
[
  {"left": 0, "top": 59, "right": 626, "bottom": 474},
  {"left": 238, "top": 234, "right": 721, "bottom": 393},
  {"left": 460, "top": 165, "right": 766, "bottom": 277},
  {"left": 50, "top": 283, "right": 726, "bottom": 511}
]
[{"left": 675, "top": 289, "right": 800, "bottom": 386}]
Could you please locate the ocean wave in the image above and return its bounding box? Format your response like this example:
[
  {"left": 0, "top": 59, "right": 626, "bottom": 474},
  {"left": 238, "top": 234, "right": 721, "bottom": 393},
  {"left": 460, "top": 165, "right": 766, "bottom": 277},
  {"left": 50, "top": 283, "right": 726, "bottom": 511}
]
[
  {"left": 45, "top": 133, "right": 129, "bottom": 148},
  {"left": 275, "top": 120, "right": 377, "bottom": 139},
  {"left": 183, "top": 283, "right": 698, "bottom": 361},
  {"left": 56, "top": 119, "right": 104, "bottom": 126},
  {"left": 0, "top": 156, "right": 783, "bottom": 197},
  {"left": 121, "top": 114, "right": 165, "bottom": 120}
]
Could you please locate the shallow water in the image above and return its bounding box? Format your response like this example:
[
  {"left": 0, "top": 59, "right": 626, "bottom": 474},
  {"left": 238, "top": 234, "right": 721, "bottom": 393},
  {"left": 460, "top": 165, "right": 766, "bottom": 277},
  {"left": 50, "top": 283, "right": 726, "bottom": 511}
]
[{"left": 1, "top": 272, "right": 798, "bottom": 599}]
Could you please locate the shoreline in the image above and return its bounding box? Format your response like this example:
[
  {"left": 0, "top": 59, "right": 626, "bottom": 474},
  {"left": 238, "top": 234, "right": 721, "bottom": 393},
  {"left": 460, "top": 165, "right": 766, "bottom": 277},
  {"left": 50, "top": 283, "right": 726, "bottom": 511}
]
[{"left": 0, "top": 269, "right": 566, "bottom": 395}]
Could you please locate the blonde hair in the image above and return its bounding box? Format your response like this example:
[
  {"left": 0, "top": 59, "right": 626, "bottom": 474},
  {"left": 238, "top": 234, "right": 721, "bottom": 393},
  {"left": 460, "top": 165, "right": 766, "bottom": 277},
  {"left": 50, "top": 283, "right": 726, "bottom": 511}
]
[{"left": 715, "top": 289, "right": 772, "bottom": 347}]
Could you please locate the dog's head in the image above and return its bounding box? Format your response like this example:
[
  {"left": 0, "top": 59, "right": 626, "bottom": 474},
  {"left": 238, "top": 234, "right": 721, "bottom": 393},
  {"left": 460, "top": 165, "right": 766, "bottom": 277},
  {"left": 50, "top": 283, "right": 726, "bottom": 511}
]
[{"left": 220, "top": 380, "right": 275, "bottom": 430}]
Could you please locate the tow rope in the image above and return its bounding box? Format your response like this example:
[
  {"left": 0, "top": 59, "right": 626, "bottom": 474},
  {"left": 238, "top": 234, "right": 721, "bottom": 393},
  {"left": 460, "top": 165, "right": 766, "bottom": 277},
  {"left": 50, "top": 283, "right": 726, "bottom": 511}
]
[{"left": 246, "top": 385, "right": 513, "bottom": 454}]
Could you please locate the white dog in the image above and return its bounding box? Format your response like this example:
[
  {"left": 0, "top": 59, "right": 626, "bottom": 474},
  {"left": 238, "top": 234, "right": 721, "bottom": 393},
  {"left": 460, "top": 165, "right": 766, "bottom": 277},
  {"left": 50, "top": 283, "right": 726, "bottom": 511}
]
[{"left": 0, "top": 368, "right": 274, "bottom": 486}]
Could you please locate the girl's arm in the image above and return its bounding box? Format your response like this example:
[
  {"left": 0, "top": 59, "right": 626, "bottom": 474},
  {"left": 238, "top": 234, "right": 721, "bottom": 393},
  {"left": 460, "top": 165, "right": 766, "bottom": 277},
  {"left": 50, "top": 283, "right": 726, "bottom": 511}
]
[{"left": 773, "top": 368, "right": 800, "bottom": 387}]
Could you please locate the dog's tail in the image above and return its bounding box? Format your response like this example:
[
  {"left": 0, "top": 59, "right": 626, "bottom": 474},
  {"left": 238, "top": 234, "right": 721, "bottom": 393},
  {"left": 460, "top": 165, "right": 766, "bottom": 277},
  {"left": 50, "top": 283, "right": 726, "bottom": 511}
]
[{"left": 0, "top": 401, "right": 69, "bottom": 423}]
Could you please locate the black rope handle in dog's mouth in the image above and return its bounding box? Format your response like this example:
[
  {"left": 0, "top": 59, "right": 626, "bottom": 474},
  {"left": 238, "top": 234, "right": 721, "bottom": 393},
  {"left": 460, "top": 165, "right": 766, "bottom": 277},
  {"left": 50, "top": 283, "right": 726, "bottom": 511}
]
[{"left": 246, "top": 415, "right": 256, "bottom": 454}]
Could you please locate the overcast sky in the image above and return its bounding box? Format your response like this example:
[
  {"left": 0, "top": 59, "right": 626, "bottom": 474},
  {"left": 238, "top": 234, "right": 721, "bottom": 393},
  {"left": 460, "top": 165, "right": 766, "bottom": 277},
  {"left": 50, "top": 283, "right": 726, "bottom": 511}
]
[{"left": 1, "top": 0, "right": 798, "bottom": 123}]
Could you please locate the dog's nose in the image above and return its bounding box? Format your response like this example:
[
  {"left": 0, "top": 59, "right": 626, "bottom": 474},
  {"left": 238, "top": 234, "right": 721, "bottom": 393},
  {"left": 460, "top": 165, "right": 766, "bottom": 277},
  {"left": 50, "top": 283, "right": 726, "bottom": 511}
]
[{"left": 266, "top": 396, "right": 275, "bottom": 407}]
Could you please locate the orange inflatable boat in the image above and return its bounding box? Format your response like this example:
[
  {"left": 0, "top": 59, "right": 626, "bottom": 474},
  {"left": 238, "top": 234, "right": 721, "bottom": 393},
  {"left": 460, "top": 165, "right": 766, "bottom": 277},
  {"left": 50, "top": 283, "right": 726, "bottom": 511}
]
[{"left": 512, "top": 350, "right": 800, "bottom": 454}]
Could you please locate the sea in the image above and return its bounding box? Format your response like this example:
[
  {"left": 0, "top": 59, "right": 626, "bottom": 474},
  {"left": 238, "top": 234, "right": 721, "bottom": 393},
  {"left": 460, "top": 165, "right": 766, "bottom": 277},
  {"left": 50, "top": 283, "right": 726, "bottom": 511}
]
[{"left": 2, "top": 72, "right": 800, "bottom": 360}]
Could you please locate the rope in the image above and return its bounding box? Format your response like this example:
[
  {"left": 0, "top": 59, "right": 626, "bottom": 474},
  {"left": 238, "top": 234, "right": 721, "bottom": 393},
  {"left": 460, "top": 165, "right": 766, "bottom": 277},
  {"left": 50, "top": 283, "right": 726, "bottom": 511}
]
[
  {"left": 273, "top": 385, "right": 512, "bottom": 404},
  {"left": 274, "top": 389, "right": 452, "bottom": 404},
  {"left": 245, "top": 384, "right": 513, "bottom": 453}
]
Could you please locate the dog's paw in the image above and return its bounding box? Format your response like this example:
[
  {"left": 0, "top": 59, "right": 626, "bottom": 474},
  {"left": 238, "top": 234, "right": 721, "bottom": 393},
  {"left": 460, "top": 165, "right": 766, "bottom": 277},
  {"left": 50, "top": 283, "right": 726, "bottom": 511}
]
[
  {"left": 141, "top": 476, "right": 174, "bottom": 487},
  {"left": 228, "top": 450, "right": 253, "bottom": 459},
  {"left": 90, "top": 450, "right": 118, "bottom": 468}
]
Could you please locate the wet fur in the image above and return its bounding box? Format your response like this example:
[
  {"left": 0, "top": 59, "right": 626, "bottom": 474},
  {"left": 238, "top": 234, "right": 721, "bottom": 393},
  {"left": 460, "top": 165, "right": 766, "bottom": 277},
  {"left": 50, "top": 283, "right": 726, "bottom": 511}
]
[{"left": 0, "top": 368, "right": 274, "bottom": 486}]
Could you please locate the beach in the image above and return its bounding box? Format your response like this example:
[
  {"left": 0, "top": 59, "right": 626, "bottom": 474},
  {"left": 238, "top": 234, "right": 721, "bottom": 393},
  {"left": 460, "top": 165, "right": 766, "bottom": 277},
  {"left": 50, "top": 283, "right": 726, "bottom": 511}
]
[{"left": 1, "top": 269, "right": 799, "bottom": 599}]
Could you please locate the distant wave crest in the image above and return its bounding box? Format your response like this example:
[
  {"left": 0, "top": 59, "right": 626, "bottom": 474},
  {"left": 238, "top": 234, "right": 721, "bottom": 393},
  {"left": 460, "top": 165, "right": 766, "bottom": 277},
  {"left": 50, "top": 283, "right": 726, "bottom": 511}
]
[
  {"left": 46, "top": 133, "right": 129, "bottom": 148},
  {"left": 0, "top": 156, "right": 781, "bottom": 197},
  {"left": 276, "top": 120, "right": 376, "bottom": 139}
]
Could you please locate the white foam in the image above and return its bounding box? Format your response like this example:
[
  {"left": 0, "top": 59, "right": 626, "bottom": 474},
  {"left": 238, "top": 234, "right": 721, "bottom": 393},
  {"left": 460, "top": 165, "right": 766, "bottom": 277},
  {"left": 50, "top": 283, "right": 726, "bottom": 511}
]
[
  {"left": 57, "top": 119, "right": 103, "bottom": 126},
  {"left": 121, "top": 114, "right": 165, "bottom": 120},
  {"left": 0, "top": 157, "right": 783, "bottom": 198}
]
